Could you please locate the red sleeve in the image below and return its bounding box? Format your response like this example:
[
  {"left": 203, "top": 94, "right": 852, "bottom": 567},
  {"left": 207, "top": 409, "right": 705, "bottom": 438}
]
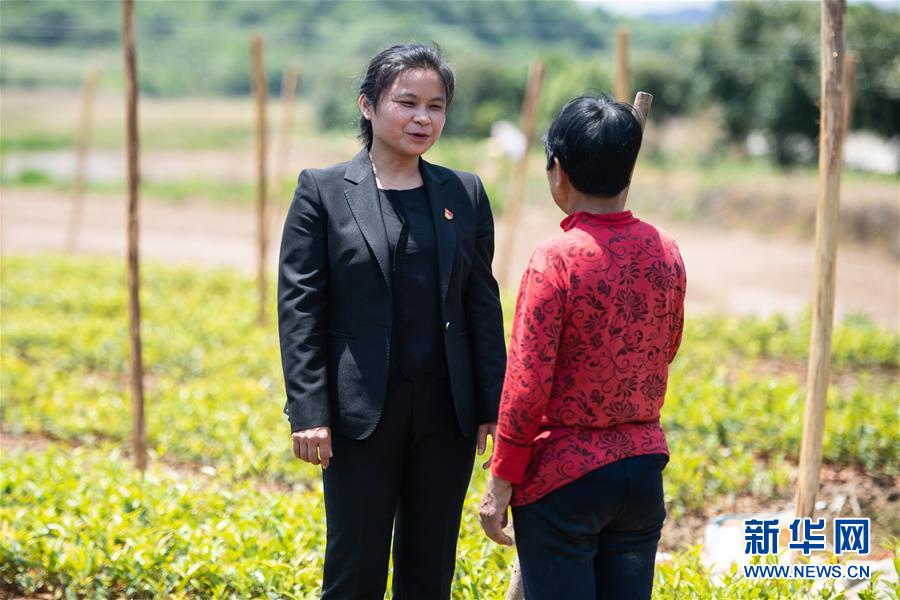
[
  {"left": 491, "top": 248, "right": 566, "bottom": 484},
  {"left": 667, "top": 245, "right": 686, "bottom": 364}
]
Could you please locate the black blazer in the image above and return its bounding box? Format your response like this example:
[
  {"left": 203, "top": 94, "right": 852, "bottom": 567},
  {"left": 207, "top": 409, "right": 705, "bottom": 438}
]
[{"left": 278, "top": 149, "right": 506, "bottom": 440}]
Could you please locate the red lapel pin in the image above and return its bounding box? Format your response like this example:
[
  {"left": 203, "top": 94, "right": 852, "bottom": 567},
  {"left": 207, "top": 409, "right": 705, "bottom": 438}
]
[{"left": 444, "top": 208, "right": 454, "bottom": 221}]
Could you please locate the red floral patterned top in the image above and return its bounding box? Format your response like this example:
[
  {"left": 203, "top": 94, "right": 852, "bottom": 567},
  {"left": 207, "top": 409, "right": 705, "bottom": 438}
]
[{"left": 492, "top": 210, "right": 686, "bottom": 506}]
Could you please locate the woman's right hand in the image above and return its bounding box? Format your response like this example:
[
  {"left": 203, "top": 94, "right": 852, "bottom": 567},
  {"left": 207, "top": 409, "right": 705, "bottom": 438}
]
[
  {"left": 479, "top": 475, "right": 514, "bottom": 546},
  {"left": 292, "top": 426, "right": 333, "bottom": 469}
]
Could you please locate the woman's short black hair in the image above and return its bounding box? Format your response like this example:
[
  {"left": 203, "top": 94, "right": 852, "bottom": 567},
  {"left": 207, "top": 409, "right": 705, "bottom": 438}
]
[
  {"left": 358, "top": 43, "right": 455, "bottom": 148},
  {"left": 544, "top": 94, "right": 643, "bottom": 198}
]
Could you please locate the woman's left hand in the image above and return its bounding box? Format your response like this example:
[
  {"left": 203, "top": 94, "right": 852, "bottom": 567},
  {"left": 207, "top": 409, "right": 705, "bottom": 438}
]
[
  {"left": 476, "top": 422, "right": 497, "bottom": 469},
  {"left": 479, "top": 476, "right": 514, "bottom": 545}
]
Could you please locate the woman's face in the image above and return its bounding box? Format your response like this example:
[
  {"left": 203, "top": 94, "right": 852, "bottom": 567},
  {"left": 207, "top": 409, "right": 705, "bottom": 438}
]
[{"left": 360, "top": 68, "right": 447, "bottom": 160}]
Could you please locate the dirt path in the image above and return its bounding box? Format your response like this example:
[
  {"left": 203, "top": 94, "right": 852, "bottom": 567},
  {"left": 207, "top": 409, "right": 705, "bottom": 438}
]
[{"left": 2, "top": 189, "right": 897, "bottom": 329}]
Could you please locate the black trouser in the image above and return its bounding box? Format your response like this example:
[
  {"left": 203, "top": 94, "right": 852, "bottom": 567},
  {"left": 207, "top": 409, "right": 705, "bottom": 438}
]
[
  {"left": 511, "top": 453, "right": 668, "bottom": 600},
  {"left": 320, "top": 377, "right": 476, "bottom": 599}
]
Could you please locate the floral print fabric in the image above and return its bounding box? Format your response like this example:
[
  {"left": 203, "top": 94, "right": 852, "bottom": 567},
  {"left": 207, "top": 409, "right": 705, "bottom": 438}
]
[{"left": 492, "top": 210, "right": 686, "bottom": 506}]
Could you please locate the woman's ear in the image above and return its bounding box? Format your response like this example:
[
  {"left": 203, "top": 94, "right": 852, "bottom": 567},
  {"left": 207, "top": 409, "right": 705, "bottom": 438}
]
[
  {"left": 548, "top": 157, "right": 572, "bottom": 213},
  {"left": 549, "top": 157, "right": 569, "bottom": 193},
  {"left": 358, "top": 94, "right": 372, "bottom": 120}
]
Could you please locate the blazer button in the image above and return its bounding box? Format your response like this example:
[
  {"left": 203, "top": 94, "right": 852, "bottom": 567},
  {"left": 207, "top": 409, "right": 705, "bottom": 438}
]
[{"left": 444, "top": 321, "right": 450, "bottom": 331}]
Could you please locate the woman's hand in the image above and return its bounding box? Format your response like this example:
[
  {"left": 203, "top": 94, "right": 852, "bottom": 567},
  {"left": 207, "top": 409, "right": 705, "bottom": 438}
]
[
  {"left": 292, "top": 426, "right": 333, "bottom": 468},
  {"left": 479, "top": 476, "right": 514, "bottom": 546},
  {"left": 477, "top": 422, "right": 497, "bottom": 469}
]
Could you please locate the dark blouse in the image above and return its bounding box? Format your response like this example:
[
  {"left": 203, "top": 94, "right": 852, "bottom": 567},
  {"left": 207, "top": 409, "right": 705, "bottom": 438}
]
[{"left": 379, "top": 186, "right": 449, "bottom": 382}]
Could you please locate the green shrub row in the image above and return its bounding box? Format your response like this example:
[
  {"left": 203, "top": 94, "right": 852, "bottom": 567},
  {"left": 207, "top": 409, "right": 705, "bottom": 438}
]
[
  {"left": 3, "top": 256, "right": 897, "bottom": 521},
  {"left": 7, "top": 445, "right": 895, "bottom": 599}
]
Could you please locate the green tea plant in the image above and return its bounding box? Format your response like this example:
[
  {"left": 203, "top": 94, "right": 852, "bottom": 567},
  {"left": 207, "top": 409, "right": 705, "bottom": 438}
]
[{"left": 2, "top": 444, "right": 328, "bottom": 598}]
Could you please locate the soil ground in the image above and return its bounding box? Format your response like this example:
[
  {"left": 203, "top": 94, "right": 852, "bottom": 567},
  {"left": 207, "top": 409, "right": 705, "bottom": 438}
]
[{"left": 2, "top": 188, "right": 897, "bottom": 329}]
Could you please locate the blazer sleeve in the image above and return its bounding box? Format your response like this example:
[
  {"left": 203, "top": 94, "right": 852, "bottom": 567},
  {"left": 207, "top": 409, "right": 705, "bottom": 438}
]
[
  {"left": 464, "top": 175, "right": 507, "bottom": 424},
  {"left": 278, "top": 169, "right": 331, "bottom": 433}
]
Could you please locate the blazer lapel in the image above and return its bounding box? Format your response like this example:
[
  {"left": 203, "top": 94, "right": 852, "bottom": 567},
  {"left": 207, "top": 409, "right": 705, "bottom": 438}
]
[
  {"left": 420, "top": 158, "right": 456, "bottom": 309},
  {"left": 344, "top": 149, "right": 392, "bottom": 292}
]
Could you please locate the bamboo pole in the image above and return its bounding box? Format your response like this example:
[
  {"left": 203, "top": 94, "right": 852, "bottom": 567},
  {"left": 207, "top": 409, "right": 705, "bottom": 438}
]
[
  {"left": 251, "top": 35, "right": 268, "bottom": 325},
  {"left": 503, "top": 90, "right": 654, "bottom": 600},
  {"left": 122, "top": 0, "right": 146, "bottom": 472},
  {"left": 65, "top": 68, "right": 98, "bottom": 252},
  {"left": 796, "top": 0, "right": 847, "bottom": 520},
  {"left": 614, "top": 27, "right": 630, "bottom": 102},
  {"left": 496, "top": 60, "right": 545, "bottom": 288},
  {"left": 274, "top": 67, "right": 299, "bottom": 228}
]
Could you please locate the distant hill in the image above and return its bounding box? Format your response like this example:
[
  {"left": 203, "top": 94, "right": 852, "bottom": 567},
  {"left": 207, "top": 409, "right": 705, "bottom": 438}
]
[
  {"left": 4, "top": 0, "right": 894, "bottom": 147},
  {"left": 0, "top": 0, "right": 696, "bottom": 96}
]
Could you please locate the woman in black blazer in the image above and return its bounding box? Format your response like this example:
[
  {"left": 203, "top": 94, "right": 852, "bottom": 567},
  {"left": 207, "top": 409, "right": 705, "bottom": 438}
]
[{"left": 277, "top": 43, "right": 506, "bottom": 599}]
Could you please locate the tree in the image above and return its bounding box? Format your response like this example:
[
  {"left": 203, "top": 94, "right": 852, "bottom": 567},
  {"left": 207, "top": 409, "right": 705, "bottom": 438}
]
[
  {"left": 697, "top": 2, "right": 819, "bottom": 165},
  {"left": 697, "top": 1, "right": 899, "bottom": 165},
  {"left": 847, "top": 3, "right": 900, "bottom": 136}
]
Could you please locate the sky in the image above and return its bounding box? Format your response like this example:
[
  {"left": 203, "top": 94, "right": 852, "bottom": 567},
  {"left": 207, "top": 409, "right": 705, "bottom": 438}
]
[
  {"left": 582, "top": 0, "right": 899, "bottom": 18},
  {"left": 581, "top": 0, "right": 718, "bottom": 18}
]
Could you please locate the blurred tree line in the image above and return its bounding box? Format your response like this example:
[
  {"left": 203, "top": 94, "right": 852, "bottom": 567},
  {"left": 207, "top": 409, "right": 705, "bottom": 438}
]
[{"left": 2, "top": 0, "right": 897, "bottom": 165}]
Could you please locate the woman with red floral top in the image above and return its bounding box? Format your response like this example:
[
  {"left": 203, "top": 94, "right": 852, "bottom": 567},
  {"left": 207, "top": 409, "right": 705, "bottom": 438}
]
[{"left": 479, "top": 94, "right": 685, "bottom": 599}]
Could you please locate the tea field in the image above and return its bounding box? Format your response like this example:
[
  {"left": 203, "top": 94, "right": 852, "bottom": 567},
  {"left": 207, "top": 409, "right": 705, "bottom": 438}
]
[{"left": 2, "top": 255, "right": 897, "bottom": 598}]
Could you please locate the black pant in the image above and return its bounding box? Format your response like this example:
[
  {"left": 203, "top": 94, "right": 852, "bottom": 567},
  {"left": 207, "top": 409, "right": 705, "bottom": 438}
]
[
  {"left": 511, "top": 454, "right": 668, "bottom": 600},
  {"left": 320, "top": 377, "right": 476, "bottom": 599}
]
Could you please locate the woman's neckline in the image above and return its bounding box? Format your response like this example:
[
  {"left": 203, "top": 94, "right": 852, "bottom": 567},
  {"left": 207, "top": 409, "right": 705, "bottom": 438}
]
[
  {"left": 379, "top": 185, "right": 426, "bottom": 193},
  {"left": 561, "top": 210, "right": 637, "bottom": 230},
  {"left": 573, "top": 209, "right": 633, "bottom": 219}
]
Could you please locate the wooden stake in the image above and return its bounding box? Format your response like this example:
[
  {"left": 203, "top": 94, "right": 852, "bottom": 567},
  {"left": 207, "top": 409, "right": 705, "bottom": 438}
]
[
  {"left": 274, "top": 67, "right": 299, "bottom": 225},
  {"left": 620, "top": 91, "right": 653, "bottom": 206},
  {"left": 496, "top": 59, "right": 545, "bottom": 288},
  {"left": 504, "top": 91, "right": 653, "bottom": 600},
  {"left": 122, "top": 0, "right": 146, "bottom": 472},
  {"left": 505, "top": 558, "right": 525, "bottom": 600},
  {"left": 65, "top": 68, "right": 98, "bottom": 252},
  {"left": 251, "top": 35, "right": 268, "bottom": 325},
  {"left": 614, "top": 27, "right": 630, "bottom": 102},
  {"left": 796, "top": 0, "right": 846, "bottom": 520}
]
